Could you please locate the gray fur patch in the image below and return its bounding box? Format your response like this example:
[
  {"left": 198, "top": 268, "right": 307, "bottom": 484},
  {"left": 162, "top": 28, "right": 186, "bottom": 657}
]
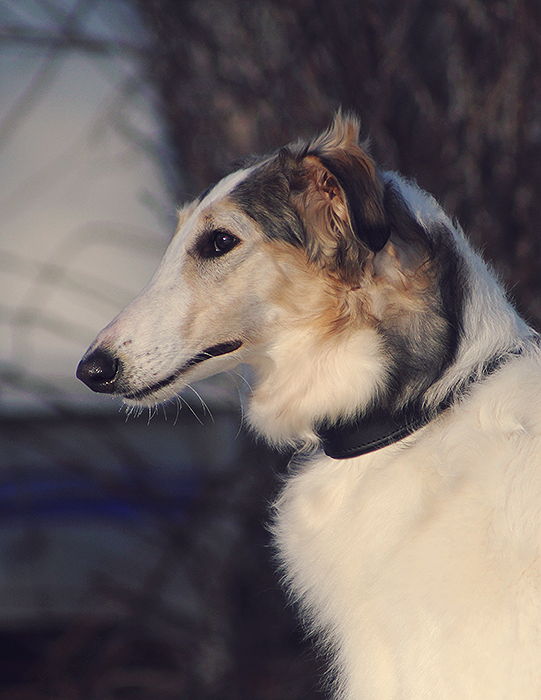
[{"left": 230, "top": 158, "right": 305, "bottom": 246}]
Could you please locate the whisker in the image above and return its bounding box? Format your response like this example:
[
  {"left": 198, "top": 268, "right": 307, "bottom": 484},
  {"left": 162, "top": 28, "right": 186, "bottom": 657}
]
[
  {"left": 147, "top": 404, "right": 159, "bottom": 424},
  {"left": 186, "top": 384, "right": 214, "bottom": 422},
  {"left": 229, "top": 372, "right": 250, "bottom": 440},
  {"left": 180, "top": 393, "right": 204, "bottom": 426},
  {"left": 173, "top": 396, "right": 182, "bottom": 426},
  {"left": 232, "top": 368, "right": 253, "bottom": 393}
]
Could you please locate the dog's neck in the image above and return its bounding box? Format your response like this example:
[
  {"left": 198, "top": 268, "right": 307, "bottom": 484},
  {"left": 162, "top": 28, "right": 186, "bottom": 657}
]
[{"left": 319, "top": 349, "right": 523, "bottom": 459}]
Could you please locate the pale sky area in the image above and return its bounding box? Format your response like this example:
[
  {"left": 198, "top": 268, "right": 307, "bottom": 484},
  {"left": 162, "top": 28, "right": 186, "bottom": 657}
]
[{"left": 0, "top": 0, "right": 177, "bottom": 413}]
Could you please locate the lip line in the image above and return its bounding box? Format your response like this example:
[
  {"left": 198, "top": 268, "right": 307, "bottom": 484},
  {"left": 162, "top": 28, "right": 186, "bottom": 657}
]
[{"left": 123, "top": 339, "right": 243, "bottom": 400}]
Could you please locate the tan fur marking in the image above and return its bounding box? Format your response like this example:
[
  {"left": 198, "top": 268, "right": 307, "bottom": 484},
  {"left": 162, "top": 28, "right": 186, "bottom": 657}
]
[
  {"left": 261, "top": 237, "right": 377, "bottom": 340},
  {"left": 261, "top": 227, "right": 440, "bottom": 353}
]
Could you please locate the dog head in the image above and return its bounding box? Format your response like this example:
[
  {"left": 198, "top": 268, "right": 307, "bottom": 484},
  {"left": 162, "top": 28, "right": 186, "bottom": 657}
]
[{"left": 77, "top": 113, "right": 464, "bottom": 444}]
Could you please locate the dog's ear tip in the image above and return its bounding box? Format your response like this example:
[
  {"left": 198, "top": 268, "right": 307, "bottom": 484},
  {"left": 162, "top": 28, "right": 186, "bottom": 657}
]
[
  {"left": 367, "top": 224, "right": 391, "bottom": 253},
  {"left": 331, "top": 109, "right": 362, "bottom": 140}
]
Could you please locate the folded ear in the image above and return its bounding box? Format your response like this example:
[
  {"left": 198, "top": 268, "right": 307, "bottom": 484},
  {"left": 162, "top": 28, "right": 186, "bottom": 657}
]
[
  {"left": 316, "top": 150, "right": 390, "bottom": 253},
  {"left": 288, "top": 121, "right": 390, "bottom": 282},
  {"left": 304, "top": 113, "right": 390, "bottom": 251}
]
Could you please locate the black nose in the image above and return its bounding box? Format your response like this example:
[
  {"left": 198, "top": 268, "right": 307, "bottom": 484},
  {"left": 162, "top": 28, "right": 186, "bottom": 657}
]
[{"left": 76, "top": 348, "right": 120, "bottom": 393}]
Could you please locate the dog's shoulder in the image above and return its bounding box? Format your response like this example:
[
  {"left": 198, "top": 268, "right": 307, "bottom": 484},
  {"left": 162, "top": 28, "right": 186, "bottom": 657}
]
[{"left": 471, "top": 348, "right": 541, "bottom": 436}]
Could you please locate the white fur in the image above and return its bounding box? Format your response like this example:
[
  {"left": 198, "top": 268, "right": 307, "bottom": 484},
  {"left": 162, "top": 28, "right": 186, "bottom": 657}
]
[
  {"left": 80, "top": 127, "right": 541, "bottom": 698},
  {"left": 274, "top": 352, "right": 541, "bottom": 699}
]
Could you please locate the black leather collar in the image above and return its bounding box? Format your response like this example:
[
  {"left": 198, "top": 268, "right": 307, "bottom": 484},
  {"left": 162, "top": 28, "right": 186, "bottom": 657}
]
[{"left": 319, "top": 349, "right": 522, "bottom": 459}]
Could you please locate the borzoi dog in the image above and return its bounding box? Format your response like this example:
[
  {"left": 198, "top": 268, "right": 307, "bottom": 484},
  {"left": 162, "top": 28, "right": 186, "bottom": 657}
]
[{"left": 77, "top": 114, "right": 541, "bottom": 699}]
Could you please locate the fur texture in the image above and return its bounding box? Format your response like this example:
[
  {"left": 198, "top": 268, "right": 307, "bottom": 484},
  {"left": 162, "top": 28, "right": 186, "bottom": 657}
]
[{"left": 78, "top": 114, "right": 541, "bottom": 699}]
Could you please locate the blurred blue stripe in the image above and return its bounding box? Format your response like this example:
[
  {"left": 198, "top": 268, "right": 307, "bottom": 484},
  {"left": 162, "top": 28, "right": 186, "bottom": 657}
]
[{"left": 0, "top": 476, "right": 200, "bottom": 523}]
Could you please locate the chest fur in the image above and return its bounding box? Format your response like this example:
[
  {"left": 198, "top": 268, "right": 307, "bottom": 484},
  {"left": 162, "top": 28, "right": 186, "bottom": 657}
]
[{"left": 272, "top": 423, "right": 541, "bottom": 699}]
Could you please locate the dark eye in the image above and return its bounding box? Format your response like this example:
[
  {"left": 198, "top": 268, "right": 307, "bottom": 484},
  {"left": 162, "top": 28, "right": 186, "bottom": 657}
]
[
  {"left": 214, "top": 229, "right": 239, "bottom": 252},
  {"left": 199, "top": 228, "right": 240, "bottom": 258}
]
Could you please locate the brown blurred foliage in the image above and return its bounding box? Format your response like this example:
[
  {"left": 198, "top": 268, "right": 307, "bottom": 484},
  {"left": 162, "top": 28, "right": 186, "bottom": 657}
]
[{"left": 137, "top": 0, "right": 541, "bottom": 326}]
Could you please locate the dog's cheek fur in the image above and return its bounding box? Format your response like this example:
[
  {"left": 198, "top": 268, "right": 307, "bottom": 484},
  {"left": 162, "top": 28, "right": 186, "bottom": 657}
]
[{"left": 245, "top": 241, "right": 390, "bottom": 446}]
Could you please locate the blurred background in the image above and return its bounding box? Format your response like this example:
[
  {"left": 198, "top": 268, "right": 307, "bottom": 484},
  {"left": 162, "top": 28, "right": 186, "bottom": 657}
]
[{"left": 0, "top": 0, "right": 540, "bottom": 698}]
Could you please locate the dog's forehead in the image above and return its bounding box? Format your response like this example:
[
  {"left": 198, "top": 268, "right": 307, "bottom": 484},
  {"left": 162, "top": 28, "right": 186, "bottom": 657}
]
[
  {"left": 171, "top": 166, "right": 256, "bottom": 246},
  {"left": 177, "top": 154, "right": 302, "bottom": 247},
  {"left": 198, "top": 166, "right": 256, "bottom": 209}
]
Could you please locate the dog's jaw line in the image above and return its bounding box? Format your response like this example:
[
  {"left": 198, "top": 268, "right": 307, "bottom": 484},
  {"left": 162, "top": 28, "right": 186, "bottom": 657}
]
[{"left": 122, "top": 339, "right": 243, "bottom": 401}]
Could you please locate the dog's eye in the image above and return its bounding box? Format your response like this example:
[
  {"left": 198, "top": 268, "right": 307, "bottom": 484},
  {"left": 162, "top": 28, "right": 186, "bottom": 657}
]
[
  {"left": 205, "top": 229, "right": 240, "bottom": 258},
  {"left": 214, "top": 229, "right": 238, "bottom": 253},
  {"left": 195, "top": 228, "right": 241, "bottom": 259}
]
